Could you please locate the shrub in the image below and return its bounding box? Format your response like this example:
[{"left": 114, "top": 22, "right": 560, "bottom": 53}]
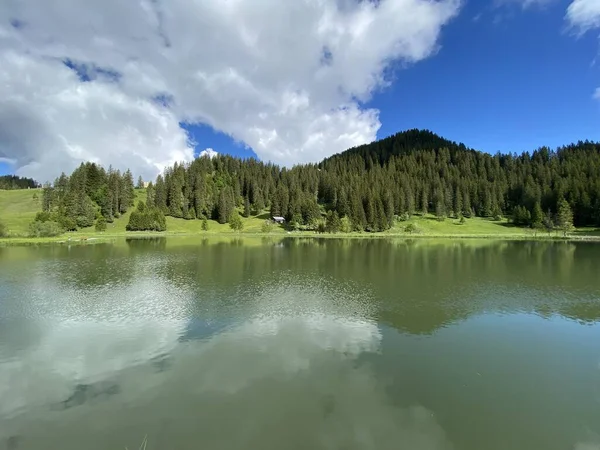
[
  {"left": 58, "top": 216, "right": 78, "bottom": 231},
  {"left": 0, "top": 220, "right": 7, "bottom": 238},
  {"left": 404, "top": 223, "right": 420, "bottom": 234},
  {"left": 229, "top": 210, "right": 244, "bottom": 232},
  {"left": 340, "top": 216, "right": 352, "bottom": 233},
  {"left": 95, "top": 216, "right": 107, "bottom": 232},
  {"left": 201, "top": 218, "right": 209, "bottom": 231},
  {"left": 28, "top": 220, "right": 63, "bottom": 238},
  {"left": 126, "top": 204, "right": 167, "bottom": 231},
  {"left": 398, "top": 212, "right": 410, "bottom": 222},
  {"left": 261, "top": 219, "right": 274, "bottom": 233}
]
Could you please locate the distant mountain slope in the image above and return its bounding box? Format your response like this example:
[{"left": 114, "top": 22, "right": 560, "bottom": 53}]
[{"left": 322, "top": 129, "right": 474, "bottom": 166}]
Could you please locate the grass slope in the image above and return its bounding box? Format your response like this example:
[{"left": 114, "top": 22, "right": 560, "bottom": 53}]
[
  {"left": 0, "top": 188, "right": 42, "bottom": 236},
  {"left": 1, "top": 188, "right": 598, "bottom": 242}
]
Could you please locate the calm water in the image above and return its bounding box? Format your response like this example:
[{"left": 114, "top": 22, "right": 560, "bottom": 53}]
[{"left": 0, "top": 238, "right": 599, "bottom": 450}]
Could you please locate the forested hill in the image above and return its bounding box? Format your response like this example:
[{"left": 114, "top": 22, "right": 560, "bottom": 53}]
[
  {"left": 322, "top": 129, "right": 473, "bottom": 166},
  {"left": 0, "top": 175, "right": 39, "bottom": 190},
  {"left": 27, "top": 129, "right": 600, "bottom": 235}
]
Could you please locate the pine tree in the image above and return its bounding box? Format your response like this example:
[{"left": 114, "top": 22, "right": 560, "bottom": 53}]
[
  {"left": 556, "top": 199, "right": 574, "bottom": 237},
  {"left": 154, "top": 175, "right": 167, "bottom": 212},
  {"left": 137, "top": 176, "right": 144, "bottom": 189},
  {"left": 326, "top": 210, "right": 341, "bottom": 233},
  {"left": 420, "top": 189, "right": 428, "bottom": 216},
  {"left": 531, "top": 201, "right": 543, "bottom": 229},
  {"left": 243, "top": 196, "right": 251, "bottom": 218}
]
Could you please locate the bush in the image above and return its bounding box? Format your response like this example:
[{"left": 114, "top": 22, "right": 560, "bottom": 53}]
[
  {"left": 95, "top": 216, "right": 107, "bottom": 232},
  {"left": 229, "top": 210, "right": 244, "bottom": 232},
  {"left": 126, "top": 203, "right": 167, "bottom": 231},
  {"left": 58, "top": 215, "right": 77, "bottom": 231},
  {"left": 28, "top": 220, "right": 63, "bottom": 238},
  {"left": 261, "top": 219, "right": 274, "bottom": 233},
  {"left": 340, "top": 216, "right": 352, "bottom": 233},
  {"left": 398, "top": 212, "right": 410, "bottom": 222},
  {"left": 404, "top": 223, "right": 420, "bottom": 234},
  {"left": 0, "top": 220, "right": 7, "bottom": 238},
  {"left": 201, "top": 218, "right": 209, "bottom": 231}
]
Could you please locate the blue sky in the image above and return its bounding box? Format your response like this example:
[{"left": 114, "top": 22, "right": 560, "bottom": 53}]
[{"left": 1, "top": 0, "right": 599, "bottom": 179}]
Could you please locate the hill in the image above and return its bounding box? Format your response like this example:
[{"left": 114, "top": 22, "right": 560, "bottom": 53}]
[
  {"left": 2, "top": 129, "right": 600, "bottom": 240},
  {"left": 322, "top": 129, "right": 474, "bottom": 166}
]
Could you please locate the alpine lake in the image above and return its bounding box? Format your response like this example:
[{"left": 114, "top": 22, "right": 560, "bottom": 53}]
[{"left": 0, "top": 237, "right": 599, "bottom": 450}]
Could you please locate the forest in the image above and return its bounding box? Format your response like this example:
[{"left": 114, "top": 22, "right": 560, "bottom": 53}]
[
  {"left": 23, "top": 129, "right": 600, "bottom": 235},
  {"left": 0, "top": 175, "right": 39, "bottom": 190}
]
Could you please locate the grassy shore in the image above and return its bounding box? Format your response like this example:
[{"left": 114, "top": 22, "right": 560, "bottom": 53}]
[{"left": 1, "top": 188, "right": 599, "bottom": 245}]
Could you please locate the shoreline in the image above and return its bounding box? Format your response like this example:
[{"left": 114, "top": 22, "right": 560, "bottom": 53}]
[{"left": 2, "top": 230, "right": 600, "bottom": 246}]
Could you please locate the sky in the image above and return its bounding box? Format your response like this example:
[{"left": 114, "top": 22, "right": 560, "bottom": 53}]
[{"left": 0, "top": 0, "right": 599, "bottom": 182}]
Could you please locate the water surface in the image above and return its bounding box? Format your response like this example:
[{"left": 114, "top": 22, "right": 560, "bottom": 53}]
[{"left": 0, "top": 238, "right": 599, "bottom": 450}]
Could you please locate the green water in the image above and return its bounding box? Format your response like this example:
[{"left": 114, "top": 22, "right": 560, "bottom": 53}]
[{"left": 0, "top": 238, "right": 599, "bottom": 450}]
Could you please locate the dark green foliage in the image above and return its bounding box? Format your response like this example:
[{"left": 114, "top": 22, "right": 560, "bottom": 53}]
[
  {"left": 326, "top": 210, "right": 341, "bottom": 233},
  {"left": 28, "top": 220, "right": 63, "bottom": 237},
  {"left": 201, "top": 218, "right": 209, "bottom": 231},
  {"left": 512, "top": 206, "right": 531, "bottom": 227},
  {"left": 0, "top": 220, "right": 6, "bottom": 237},
  {"left": 137, "top": 176, "right": 144, "bottom": 189},
  {"left": 543, "top": 209, "right": 555, "bottom": 233},
  {"left": 243, "top": 196, "right": 251, "bottom": 218},
  {"left": 0, "top": 175, "right": 39, "bottom": 190},
  {"left": 95, "top": 216, "right": 107, "bottom": 232},
  {"left": 126, "top": 201, "right": 167, "bottom": 232},
  {"left": 531, "top": 202, "right": 543, "bottom": 230},
  {"left": 229, "top": 210, "right": 243, "bottom": 231},
  {"left": 35, "top": 163, "right": 140, "bottom": 231},
  {"left": 556, "top": 199, "right": 574, "bottom": 237},
  {"left": 27, "top": 129, "right": 600, "bottom": 235}
]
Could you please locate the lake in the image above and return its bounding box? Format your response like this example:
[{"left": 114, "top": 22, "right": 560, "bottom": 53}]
[{"left": 0, "top": 238, "right": 599, "bottom": 450}]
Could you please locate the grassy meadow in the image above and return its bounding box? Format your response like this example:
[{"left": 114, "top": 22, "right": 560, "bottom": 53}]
[{"left": 1, "top": 187, "right": 599, "bottom": 244}]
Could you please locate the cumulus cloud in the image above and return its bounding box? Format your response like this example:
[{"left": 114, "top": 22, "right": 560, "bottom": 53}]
[
  {"left": 0, "top": 0, "right": 460, "bottom": 181},
  {"left": 565, "top": 0, "right": 600, "bottom": 34},
  {"left": 199, "top": 148, "right": 218, "bottom": 159}
]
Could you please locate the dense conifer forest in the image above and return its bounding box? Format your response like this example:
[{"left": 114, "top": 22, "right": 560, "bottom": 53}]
[
  {"left": 0, "top": 175, "right": 39, "bottom": 190},
  {"left": 28, "top": 129, "right": 600, "bottom": 234}
]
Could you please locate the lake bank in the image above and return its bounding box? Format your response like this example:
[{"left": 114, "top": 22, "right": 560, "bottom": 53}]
[{"left": 2, "top": 228, "right": 600, "bottom": 246}]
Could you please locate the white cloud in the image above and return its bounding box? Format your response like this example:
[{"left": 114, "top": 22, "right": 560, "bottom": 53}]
[
  {"left": 565, "top": 0, "right": 600, "bottom": 34},
  {"left": 594, "top": 88, "right": 600, "bottom": 100},
  {"left": 0, "top": 0, "right": 460, "bottom": 181},
  {"left": 199, "top": 148, "right": 218, "bottom": 159}
]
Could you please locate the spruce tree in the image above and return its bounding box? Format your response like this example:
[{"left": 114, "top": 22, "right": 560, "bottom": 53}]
[{"left": 556, "top": 199, "right": 574, "bottom": 237}]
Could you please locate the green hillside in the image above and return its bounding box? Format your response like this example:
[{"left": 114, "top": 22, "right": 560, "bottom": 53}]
[
  {"left": 0, "top": 188, "right": 42, "bottom": 236},
  {"left": 2, "top": 186, "right": 598, "bottom": 241}
]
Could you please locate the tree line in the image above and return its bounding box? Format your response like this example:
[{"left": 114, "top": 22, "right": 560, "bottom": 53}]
[
  {"left": 143, "top": 129, "right": 596, "bottom": 232},
  {"left": 0, "top": 175, "right": 39, "bottom": 190},
  {"left": 11, "top": 128, "right": 599, "bottom": 237},
  {"left": 27, "top": 163, "right": 162, "bottom": 236}
]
